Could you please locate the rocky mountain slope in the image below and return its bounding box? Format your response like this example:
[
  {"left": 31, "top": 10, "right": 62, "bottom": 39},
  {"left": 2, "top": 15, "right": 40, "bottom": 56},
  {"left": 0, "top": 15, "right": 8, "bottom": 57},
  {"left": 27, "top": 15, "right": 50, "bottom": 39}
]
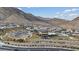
[
  {"left": 0, "top": 7, "right": 31, "bottom": 25},
  {"left": 0, "top": 7, "right": 79, "bottom": 30},
  {"left": 47, "top": 18, "right": 73, "bottom": 29},
  {"left": 0, "top": 7, "right": 50, "bottom": 26}
]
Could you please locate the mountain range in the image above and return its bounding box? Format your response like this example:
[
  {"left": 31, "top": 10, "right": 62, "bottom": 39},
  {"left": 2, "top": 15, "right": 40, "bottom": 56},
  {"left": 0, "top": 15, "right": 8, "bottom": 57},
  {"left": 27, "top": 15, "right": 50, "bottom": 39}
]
[{"left": 0, "top": 7, "right": 79, "bottom": 30}]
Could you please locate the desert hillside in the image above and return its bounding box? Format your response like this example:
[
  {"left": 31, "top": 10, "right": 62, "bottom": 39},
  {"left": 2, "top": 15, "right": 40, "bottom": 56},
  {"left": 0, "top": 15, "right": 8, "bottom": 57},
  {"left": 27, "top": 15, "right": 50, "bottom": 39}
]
[{"left": 0, "top": 7, "right": 79, "bottom": 30}]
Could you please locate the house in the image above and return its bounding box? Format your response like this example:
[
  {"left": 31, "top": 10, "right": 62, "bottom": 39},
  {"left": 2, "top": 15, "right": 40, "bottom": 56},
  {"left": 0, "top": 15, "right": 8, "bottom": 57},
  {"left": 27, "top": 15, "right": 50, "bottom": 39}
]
[
  {"left": 48, "top": 32, "right": 57, "bottom": 36},
  {"left": 38, "top": 29, "right": 48, "bottom": 35},
  {"left": 72, "top": 29, "right": 79, "bottom": 36},
  {"left": 0, "top": 24, "right": 6, "bottom": 29},
  {"left": 38, "top": 29, "right": 58, "bottom": 39},
  {"left": 0, "top": 23, "right": 20, "bottom": 29}
]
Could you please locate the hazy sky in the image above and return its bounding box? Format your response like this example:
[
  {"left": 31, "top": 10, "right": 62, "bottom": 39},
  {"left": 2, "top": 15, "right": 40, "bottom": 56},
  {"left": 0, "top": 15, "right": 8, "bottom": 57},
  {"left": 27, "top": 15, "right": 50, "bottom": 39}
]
[{"left": 18, "top": 7, "right": 79, "bottom": 20}]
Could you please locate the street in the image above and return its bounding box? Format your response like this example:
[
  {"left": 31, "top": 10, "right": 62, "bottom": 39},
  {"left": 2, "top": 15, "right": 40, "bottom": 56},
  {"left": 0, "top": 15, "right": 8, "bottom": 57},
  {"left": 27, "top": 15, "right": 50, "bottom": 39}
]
[{"left": 0, "top": 45, "right": 74, "bottom": 51}]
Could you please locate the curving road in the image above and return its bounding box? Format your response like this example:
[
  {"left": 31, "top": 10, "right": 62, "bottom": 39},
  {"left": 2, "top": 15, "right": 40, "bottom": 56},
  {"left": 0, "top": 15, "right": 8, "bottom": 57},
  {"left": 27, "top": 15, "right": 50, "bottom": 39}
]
[
  {"left": 0, "top": 41, "right": 75, "bottom": 51},
  {"left": 0, "top": 45, "right": 74, "bottom": 51}
]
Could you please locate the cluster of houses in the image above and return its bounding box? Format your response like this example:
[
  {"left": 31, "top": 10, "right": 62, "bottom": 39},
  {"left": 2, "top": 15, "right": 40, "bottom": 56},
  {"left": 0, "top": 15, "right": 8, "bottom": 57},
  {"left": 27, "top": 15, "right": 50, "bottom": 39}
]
[
  {"left": 0, "top": 23, "right": 20, "bottom": 29},
  {"left": 32, "top": 25, "right": 79, "bottom": 38},
  {"left": 1, "top": 23, "right": 79, "bottom": 41},
  {"left": 3, "top": 30, "right": 32, "bottom": 41}
]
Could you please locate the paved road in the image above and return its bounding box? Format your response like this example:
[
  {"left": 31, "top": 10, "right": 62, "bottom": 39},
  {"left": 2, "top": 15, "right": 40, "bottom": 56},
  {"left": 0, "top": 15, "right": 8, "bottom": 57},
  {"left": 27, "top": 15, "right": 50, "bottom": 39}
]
[
  {"left": 0, "top": 45, "right": 74, "bottom": 51},
  {"left": 0, "top": 41, "right": 74, "bottom": 51}
]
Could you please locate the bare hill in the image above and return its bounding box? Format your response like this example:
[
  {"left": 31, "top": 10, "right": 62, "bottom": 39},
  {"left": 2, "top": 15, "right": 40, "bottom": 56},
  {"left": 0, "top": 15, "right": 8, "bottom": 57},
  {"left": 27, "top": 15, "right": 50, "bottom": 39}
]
[{"left": 0, "top": 7, "right": 79, "bottom": 30}]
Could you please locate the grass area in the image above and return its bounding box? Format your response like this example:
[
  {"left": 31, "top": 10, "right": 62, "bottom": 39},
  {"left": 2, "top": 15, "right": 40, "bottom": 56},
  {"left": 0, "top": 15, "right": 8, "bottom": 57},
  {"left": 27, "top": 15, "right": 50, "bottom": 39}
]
[
  {"left": 29, "top": 34, "right": 40, "bottom": 41},
  {"left": 71, "top": 35, "right": 79, "bottom": 40},
  {"left": 51, "top": 36, "right": 70, "bottom": 40}
]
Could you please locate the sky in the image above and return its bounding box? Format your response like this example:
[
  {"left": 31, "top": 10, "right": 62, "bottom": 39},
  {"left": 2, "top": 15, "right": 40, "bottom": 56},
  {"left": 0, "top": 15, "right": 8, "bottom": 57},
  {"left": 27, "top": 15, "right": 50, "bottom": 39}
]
[{"left": 18, "top": 7, "right": 79, "bottom": 20}]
